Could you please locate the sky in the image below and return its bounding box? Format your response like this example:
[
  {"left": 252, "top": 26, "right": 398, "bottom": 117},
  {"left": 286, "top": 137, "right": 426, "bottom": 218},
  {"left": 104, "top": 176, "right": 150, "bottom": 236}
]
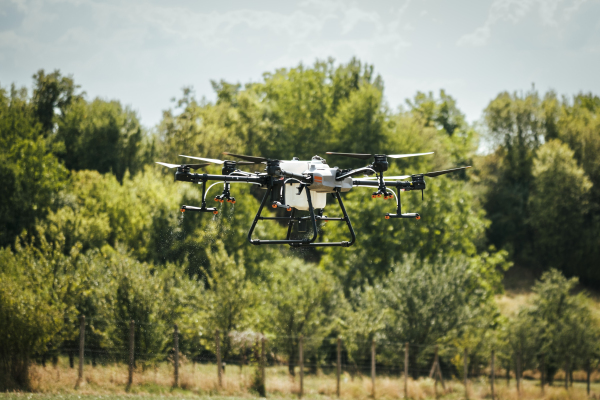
[{"left": 1, "top": 0, "right": 599, "bottom": 128}]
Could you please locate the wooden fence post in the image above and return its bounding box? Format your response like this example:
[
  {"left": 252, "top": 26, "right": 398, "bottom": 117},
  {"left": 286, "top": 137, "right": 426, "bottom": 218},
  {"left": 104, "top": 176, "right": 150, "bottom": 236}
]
[
  {"left": 433, "top": 345, "right": 439, "bottom": 397},
  {"left": 261, "top": 334, "right": 266, "bottom": 393},
  {"left": 173, "top": 324, "right": 179, "bottom": 388},
  {"left": 337, "top": 336, "right": 341, "bottom": 398},
  {"left": 564, "top": 357, "right": 569, "bottom": 390},
  {"left": 404, "top": 343, "right": 409, "bottom": 399},
  {"left": 516, "top": 351, "right": 521, "bottom": 394},
  {"left": 464, "top": 347, "right": 468, "bottom": 399},
  {"left": 491, "top": 349, "right": 495, "bottom": 400},
  {"left": 216, "top": 329, "right": 222, "bottom": 387},
  {"left": 587, "top": 359, "right": 591, "bottom": 396},
  {"left": 371, "top": 339, "right": 376, "bottom": 398},
  {"left": 540, "top": 353, "right": 545, "bottom": 395},
  {"left": 76, "top": 315, "right": 85, "bottom": 388},
  {"left": 128, "top": 320, "right": 135, "bottom": 389},
  {"left": 299, "top": 335, "right": 304, "bottom": 398}
]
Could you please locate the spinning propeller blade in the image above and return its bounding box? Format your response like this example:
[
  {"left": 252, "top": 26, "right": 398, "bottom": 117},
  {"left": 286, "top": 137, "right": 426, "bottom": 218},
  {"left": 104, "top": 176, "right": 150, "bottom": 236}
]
[
  {"left": 156, "top": 161, "right": 210, "bottom": 169},
  {"left": 326, "top": 151, "right": 434, "bottom": 160},
  {"left": 423, "top": 166, "right": 471, "bottom": 177},
  {"left": 179, "top": 155, "right": 258, "bottom": 165},
  {"left": 325, "top": 152, "right": 373, "bottom": 160},
  {"left": 387, "top": 152, "right": 434, "bottom": 158},
  {"left": 222, "top": 152, "right": 270, "bottom": 163}
]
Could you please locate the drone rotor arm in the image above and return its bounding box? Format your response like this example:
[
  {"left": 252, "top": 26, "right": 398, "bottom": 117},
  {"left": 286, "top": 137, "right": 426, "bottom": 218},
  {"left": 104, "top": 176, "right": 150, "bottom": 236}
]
[{"left": 336, "top": 167, "right": 377, "bottom": 180}]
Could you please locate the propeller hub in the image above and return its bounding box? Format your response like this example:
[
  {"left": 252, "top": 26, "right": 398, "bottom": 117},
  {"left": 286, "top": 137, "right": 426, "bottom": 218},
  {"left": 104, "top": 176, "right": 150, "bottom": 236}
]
[
  {"left": 222, "top": 160, "right": 237, "bottom": 175},
  {"left": 371, "top": 155, "right": 389, "bottom": 173},
  {"left": 266, "top": 159, "right": 281, "bottom": 176}
]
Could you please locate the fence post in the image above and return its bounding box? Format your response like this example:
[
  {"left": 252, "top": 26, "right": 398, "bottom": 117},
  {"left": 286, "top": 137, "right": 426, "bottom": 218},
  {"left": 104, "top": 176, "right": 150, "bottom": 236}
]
[
  {"left": 76, "top": 315, "right": 85, "bottom": 388},
  {"left": 564, "top": 357, "right": 569, "bottom": 390},
  {"left": 540, "top": 353, "right": 545, "bottom": 395},
  {"left": 433, "top": 345, "right": 439, "bottom": 397},
  {"left": 261, "top": 333, "right": 266, "bottom": 394},
  {"left": 299, "top": 335, "right": 304, "bottom": 398},
  {"left": 404, "top": 343, "right": 409, "bottom": 399},
  {"left": 371, "top": 339, "right": 376, "bottom": 398},
  {"left": 128, "top": 320, "right": 135, "bottom": 389},
  {"left": 587, "top": 359, "right": 591, "bottom": 396},
  {"left": 173, "top": 324, "right": 179, "bottom": 388},
  {"left": 516, "top": 351, "right": 521, "bottom": 394},
  {"left": 337, "top": 336, "right": 341, "bottom": 398},
  {"left": 464, "top": 347, "right": 468, "bottom": 399},
  {"left": 216, "top": 329, "right": 222, "bottom": 387},
  {"left": 491, "top": 349, "right": 495, "bottom": 400}
]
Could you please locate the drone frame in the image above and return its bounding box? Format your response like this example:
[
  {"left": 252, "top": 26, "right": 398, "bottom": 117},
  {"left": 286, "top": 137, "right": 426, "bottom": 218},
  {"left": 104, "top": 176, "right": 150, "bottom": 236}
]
[
  {"left": 247, "top": 180, "right": 356, "bottom": 248},
  {"left": 164, "top": 154, "right": 470, "bottom": 248}
]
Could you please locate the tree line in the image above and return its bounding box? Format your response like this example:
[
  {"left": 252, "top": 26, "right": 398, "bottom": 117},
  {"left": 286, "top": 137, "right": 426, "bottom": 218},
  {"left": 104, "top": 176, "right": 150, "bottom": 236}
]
[{"left": 1, "top": 59, "right": 599, "bottom": 390}]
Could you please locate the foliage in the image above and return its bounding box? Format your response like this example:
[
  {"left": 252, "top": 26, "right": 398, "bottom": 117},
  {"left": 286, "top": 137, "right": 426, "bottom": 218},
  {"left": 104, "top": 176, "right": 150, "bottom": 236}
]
[
  {"left": 529, "top": 140, "right": 592, "bottom": 275},
  {"left": 267, "top": 258, "right": 341, "bottom": 375},
  {"left": 479, "top": 89, "right": 600, "bottom": 284},
  {"left": 54, "top": 97, "right": 144, "bottom": 181},
  {"left": 502, "top": 270, "right": 599, "bottom": 384},
  {"left": 3, "top": 60, "right": 600, "bottom": 390},
  {"left": 0, "top": 85, "right": 68, "bottom": 248}
]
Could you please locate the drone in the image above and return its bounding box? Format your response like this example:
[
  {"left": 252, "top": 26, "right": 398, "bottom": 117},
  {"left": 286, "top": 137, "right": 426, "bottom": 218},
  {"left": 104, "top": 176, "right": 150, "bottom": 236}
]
[{"left": 156, "top": 152, "right": 470, "bottom": 248}]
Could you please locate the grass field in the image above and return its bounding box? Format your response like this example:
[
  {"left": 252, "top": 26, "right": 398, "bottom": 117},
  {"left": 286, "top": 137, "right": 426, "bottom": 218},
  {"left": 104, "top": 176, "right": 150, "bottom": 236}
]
[{"left": 5, "top": 358, "right": 600, "bottom": 400}]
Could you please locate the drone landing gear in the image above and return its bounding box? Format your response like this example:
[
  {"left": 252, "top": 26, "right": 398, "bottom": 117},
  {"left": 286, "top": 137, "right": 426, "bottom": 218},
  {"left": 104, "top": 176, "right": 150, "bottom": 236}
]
[
  {"left": 180, "top": 175, "right": 221, "bottom": 215},
  {"left": 248, "top": 186, "right": 356, "bottom": 247},
  {"left": 384, "top": 189, "right": 420, "bottom": 220},
  {"left": 180, "top": 205, "right": 219, "bottom": 214}
]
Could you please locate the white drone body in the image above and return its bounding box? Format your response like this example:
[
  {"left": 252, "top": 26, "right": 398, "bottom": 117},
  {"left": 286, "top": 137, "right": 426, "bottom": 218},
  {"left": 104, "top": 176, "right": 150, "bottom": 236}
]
[{"left": 279, "top": 156, "right": 353, "bottom": 211}]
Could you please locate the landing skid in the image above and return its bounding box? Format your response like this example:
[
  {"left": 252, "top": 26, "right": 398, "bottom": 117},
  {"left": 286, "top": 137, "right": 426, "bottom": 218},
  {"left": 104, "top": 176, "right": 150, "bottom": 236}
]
[{"left": 247, "top": 185, "right": 356, "bottom": 247}]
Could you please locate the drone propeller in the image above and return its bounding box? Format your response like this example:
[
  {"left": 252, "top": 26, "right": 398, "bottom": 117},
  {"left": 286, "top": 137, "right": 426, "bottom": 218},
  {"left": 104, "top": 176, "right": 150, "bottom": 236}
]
[
  {"left": 156, "top": 161, "right": 210, "bottom": 169},
  {"left": 179, "top": 154, "right": 258, "bottom": 165},
  {"left": 326, "top": 151, "right": 434, "bottom": 160},
  {"left": 422, "top": 166, "right": 471, "bottom": 177},
  {"left": 359, "top": 167, "right": 471, "bottom": 180},
  {"left": 222, "top": 152, "right": 278, "bottom": 163}
]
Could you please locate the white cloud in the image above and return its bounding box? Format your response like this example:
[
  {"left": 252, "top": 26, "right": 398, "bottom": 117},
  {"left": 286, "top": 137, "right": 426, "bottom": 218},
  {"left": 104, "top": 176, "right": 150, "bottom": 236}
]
[{"left": 457, "top": 0, "right": 591, "bottom": 47}]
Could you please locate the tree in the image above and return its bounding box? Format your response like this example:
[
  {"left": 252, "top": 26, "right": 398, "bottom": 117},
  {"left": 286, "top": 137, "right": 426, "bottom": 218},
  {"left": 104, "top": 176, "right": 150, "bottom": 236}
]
[
  {"left": 377, "top": 255, "right": 500, "bottom": 378},
  {"left": 201, "top": 241, "right": 258, "bottom": 360},
  {"left": 31, "top": 69, "right": 80, "bottom": 134},
  {"left": 481, "top": 90, "right": 546, "bottom": 258},
  {"left": 529, "top": 140, "right": 592, "bottom": 276},
  {"left": 521, "top": 270, "right": 599, "bottom": 383},
  {"left": 54, "top": 98, "right": 144, "bottom": 181},
  {"left": 0, "top": 244, "right": 63, "bottom": 390},
  {"left": 267, "top": 258, "right": 341, "bottom": 375},
  {"left": 0, "top": 84, "right": 67, "bottom": 247}
]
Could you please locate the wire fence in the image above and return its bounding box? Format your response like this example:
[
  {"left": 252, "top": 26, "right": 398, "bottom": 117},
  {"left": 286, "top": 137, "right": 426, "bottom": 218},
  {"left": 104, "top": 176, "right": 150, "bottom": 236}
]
[{"left": 39, "top": 316, "right": 597, "bottom": 398}]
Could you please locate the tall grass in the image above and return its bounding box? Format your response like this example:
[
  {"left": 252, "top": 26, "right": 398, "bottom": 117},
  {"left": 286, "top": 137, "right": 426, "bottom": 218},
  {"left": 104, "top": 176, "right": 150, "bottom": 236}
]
[{"left": 23, "top": 357, "right": 600, "bottom": 400}]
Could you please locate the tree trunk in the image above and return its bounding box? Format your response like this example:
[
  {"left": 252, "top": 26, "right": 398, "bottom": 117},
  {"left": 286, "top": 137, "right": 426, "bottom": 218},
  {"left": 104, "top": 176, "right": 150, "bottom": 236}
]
[{"left": 410, "top": 350, "right": 419, "bottom": 380}]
